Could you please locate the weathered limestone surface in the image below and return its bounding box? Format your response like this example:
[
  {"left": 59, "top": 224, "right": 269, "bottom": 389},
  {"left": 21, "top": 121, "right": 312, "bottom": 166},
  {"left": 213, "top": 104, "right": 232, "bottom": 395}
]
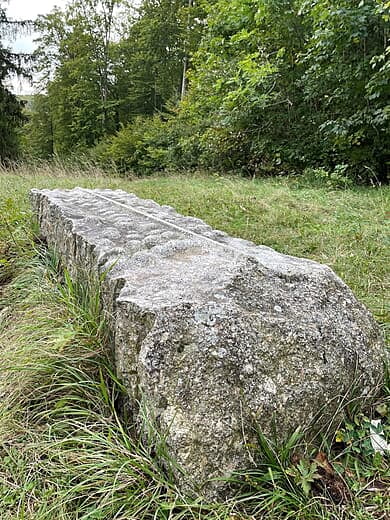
[{"left": 30, "top": 187, "right": 386, "bottom": 499}]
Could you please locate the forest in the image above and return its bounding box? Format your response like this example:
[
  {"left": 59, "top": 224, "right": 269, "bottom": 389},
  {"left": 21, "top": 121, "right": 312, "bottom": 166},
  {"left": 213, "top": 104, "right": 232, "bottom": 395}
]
[{"left": 0, "top": 0, "right": 388, "bottom": 184}]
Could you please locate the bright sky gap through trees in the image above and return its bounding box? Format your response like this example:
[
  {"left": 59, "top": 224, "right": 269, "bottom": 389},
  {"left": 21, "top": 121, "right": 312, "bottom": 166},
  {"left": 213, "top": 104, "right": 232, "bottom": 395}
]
[{"left": 5, "top": 0, "right": 68, "bottom": 93}]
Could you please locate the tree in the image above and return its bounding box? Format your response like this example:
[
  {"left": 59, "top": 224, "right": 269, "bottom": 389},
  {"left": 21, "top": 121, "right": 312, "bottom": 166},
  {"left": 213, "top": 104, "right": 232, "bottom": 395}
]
[
  {"left": 19, "top": 94, "right": 54, "bottom": 159},
  {"left": 300, "top": 0, "right": 389, "bottom": 181},
  {"left": 71, "top": 0, "right": 118, "bottom": 133},
  {"left": 113, "top": 0, "right": 206, "bottom": 122},
  {"left": 26, "top": 0, "right": 207, "bottom": 161},
  {"left": 34, "top": 0, "right": 122, "bottom": 154},
  {"left": 0, "top": 1, "right": 30, "bottom": 161},
  {"left": 178, "top": 0, "right": 309, "bottom": 172},
  {"left": 23, "top": 0, "right": 388, "bottom": 181},
  {"left": 177, "top": 0, "right": 389, "bottom": 181}
]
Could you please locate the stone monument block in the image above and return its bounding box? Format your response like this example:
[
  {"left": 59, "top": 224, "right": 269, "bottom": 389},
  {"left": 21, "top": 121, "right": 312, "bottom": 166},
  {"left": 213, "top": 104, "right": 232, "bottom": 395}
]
[{"left": 30, "top": 187, "right": 386, "bottom": 499}]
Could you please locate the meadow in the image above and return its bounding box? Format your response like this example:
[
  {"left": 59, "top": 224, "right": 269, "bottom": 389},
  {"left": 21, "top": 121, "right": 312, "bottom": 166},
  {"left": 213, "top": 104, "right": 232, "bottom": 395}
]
[{"left": 0, "top": 163, "right": 389, "bottom": 519}]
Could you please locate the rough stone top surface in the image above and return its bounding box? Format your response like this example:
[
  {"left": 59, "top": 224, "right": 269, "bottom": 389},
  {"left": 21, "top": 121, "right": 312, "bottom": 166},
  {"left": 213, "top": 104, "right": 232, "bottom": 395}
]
[{"left": 31, "top": 187, "right": 337, "bottom": 309}]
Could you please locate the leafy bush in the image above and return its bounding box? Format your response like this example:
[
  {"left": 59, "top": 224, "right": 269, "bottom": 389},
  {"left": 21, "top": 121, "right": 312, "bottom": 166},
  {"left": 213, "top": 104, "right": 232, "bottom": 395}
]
[
  {"left": 300, "top": 165, "right": 355, "bottom": 189},
  {"left": 172, "top": 0, "right": 390, "bottom": 183},
  {"left": 94, "top": 115, "right": 177, "bottom": 175}
]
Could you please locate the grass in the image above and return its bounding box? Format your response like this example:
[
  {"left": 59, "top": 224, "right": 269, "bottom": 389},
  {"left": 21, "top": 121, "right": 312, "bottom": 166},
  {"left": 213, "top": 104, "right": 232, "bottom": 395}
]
[{"left": 0, "top": 161, "right": 389, "bottom": 519}]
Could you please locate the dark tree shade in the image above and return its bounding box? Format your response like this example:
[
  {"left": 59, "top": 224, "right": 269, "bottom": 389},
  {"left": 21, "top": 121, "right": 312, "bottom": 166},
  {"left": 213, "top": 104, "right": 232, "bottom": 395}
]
[{"left": 0, "top": 3, "right": 29, "bottom": 161}]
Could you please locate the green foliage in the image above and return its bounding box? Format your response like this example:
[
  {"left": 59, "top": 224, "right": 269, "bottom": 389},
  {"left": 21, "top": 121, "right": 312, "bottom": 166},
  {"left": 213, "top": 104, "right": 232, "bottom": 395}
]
[
  {"left": 0, "top": 2, "right": 28, "bottom": 161},
  {"left": 335, "top": 408, "right": 389, "bottom": 459},
  {"left": 34, "top": 1, "right": 121, "bottom": 155},
  {"left": 94, "top": 113, "right": 179, "bottom": 174},
  {"left": 172, "top": 0, "right": 390, "bottom": 182},
  {"left": 286, "top": 459, "right": 321, "bottom": 497},
  {"left": 111, "top": 0, "right": 387, "bottom": 183},
  {"left": 300, "top": 165, "right": 355, "bottom": 189},
  {"left": 113, "top": 0, "right": 205, "bottom": 120},
  {"left": 300, "top": 0, "right": 390, "bottom": 182},
  {"left": 19, "top": 94, "right": 54, "bottom": 159},
  {"left": 0, "top": 86, "right": 25, "bottom": 160},
  {"left": 26, "top": 0, "right": 206, "bottom": 160}
]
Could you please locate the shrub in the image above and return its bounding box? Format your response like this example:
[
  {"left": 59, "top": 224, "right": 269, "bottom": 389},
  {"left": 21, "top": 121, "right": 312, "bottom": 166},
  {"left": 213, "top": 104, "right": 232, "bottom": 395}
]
[{"left": 94, "top": 115, "right": 178, "bottom": 175}]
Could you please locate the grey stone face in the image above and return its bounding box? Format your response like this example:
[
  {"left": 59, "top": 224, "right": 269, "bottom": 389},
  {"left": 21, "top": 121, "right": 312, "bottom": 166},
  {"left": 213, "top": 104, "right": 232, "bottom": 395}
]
[{"left": 30, "top": 187, "right": 386, "bottom": 499}]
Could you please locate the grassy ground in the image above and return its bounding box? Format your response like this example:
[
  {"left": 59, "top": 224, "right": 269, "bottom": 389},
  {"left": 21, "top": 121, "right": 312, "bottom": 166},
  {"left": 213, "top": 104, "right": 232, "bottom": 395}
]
[{"left": 0, "top": 162, "right": 389, "bottom": 519}]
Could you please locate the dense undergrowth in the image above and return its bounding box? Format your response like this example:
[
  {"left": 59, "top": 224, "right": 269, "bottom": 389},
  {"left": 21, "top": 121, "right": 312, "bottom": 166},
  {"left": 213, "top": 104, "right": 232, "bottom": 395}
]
[
  {"left": 12, "top": 0, "right": 389, "bottom": 185},
  {"left": 0, "top": 163, "right": 389, "bottom": 519}
]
